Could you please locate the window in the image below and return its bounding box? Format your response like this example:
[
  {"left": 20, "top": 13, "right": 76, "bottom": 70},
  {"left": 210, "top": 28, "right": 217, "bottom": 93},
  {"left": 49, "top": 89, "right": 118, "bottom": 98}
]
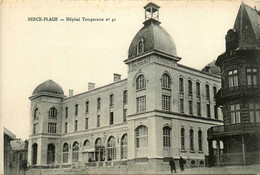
[
  {"left": 49, "top": 107, "right": 57, "bottom": 119},
  {"left": 228, "top": 69, "right": 238, "bottom": 87},
  {"left": 136, "top": 74, "right": 146, "bottom": 90},
  {"left": 198, "top": 130, "right": 202, "bottom": 152},
  {"left": 163, "top": 127, "right": 171, "bottom": 148},
  {"left": 179, "top": 78, "right": 184, "bottom": 93},
  {"left": 162, "top": 95, "right": 171, "bottom": 110},
  {"left": 85, "top": 118, "right": 88, "bottom": 129},
  {"left": 121, "top": 134, "right": 128, "bottom": 159},
  {"left": 181, "top": 128, "right": 185, "bottom": 150},
  {"left": 249, "top": 103, "right": 260, "bottom": 123},
  {"left": 34, "top": 108, "right": 38, "bottom": 120},
  {"left": 180, "top": 98, "right": 184, "bottom": 113},
  {"left": 97, "top": 98, "right": 101, "bottom": 110},
  {"left": 33, "top": 123, "right": 38, "bottom": 134},
  {"left": 188, "top": 80, "right": 192, "bottom": 95},
  {"left": 65, "top": 122, "right": 68, "bottom": 133},
  {"left": 190, "top": 129, "right": 194, "bottom": 151},
  {"left": 205, "top": 85, "right": 210, "bottom": 99},
  {"left": 123, "top": 90, "right": 128, "bottom": 104},
  {"left": 107, "top": 136, "right": 116, "bottom": 160},
  {"left": 137, "top": 96, "right": 146, "bottom": 112},
  {"left": 123, "top": 109, "right": 127, "bottom": 122},
  {"left": 189, "top": 100, "right": 193, "bottom": 114},
  {"left": 75, "top": 104, "right": 78, "bottom": 116},
  {"left": 63, "top": 143, "right": 69, "bottom": 163},
  {"left": 65, "top": 107, "right": 68, "bottom": 119},
  {"left": 246, "top": 68, "right": 258, "bottom": 86},
  {"left": 72, "top": 142, "right": 79, "bottom": 162},
  {"left": 86, "top": 101, "right": 89, "bottom": 113},
  {"left": 162, "top": 73, "right": 171, "bottom": 89},
  {"left": 137, "top": 38, "right": 144, "bottom": 54},
  {"left": 110, "top": 94, "right": 114, "bottom": 108},
  {"left": 110, "top": 112, "right": 114, "bottom": 125},
  {"left": 48, "top": 123, "right": 56, "bottom": 133},
  {"left": 196, "top": 82, "right": 200, "bottom": 97},
  {"left": 136, "top": 125, "right": 148, "bottom": 148},
  {"left": 83, "top": 140, "right": 90, "bottom": 148},
  {"left": 207, "top": 104, "right": 211, "bottom": 118},
  {"left": 97, "top": 115, "right": 100, "bottom": 127},
  {"left": 74, "top": 120, "right": 78, "bottom": 131},
  {"left": 213, "top": 86, "right": 217, "bottom": 100},
  {"left": 230, "top": 104, "right": 241, "bottom": 124},
  {"left": 197, "top": 102, "right": 201, "bottom": 116},
  {"left": 214, "top": 105, "right": 218, "bottom": 119}
]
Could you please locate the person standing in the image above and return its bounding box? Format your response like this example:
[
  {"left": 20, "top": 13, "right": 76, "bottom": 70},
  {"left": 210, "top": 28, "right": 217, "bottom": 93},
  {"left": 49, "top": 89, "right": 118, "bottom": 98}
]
[
  {"left": 179, "top": 157, "right": 186, "bottom": 171},
  {"left": 169, "top": 157, "right": 176, "bottom": 173}
]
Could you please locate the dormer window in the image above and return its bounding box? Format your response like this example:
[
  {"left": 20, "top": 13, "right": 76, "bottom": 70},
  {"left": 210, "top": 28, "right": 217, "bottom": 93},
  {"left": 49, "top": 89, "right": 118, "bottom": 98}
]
[{"left": 137, "top": 38, "right": 144, "bottom": 54}]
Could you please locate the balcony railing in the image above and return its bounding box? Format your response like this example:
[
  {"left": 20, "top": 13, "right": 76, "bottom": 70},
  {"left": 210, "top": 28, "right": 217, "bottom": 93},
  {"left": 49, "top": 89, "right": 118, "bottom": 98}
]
[
  {"left": 208, "top": 122, "right": 260, "bottom": 139},
  {"left": 216, "top": 85, "right": 260, "bottom": 105}
]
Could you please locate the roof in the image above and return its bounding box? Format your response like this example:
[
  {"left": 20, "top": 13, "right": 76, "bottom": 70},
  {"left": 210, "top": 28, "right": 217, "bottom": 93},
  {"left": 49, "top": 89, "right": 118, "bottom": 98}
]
[
  {"left": 128, "top": 19, "right": 177, "bottom": 59},
  {"left": 4, "top": 127, "right": 16, "bottom": 140},
  {"left": 201, "top": 60, "right": 221, "bottom": 75},
  {"left": 233, "top": 2, "right": 260, "bottom": 49},
  {"left": 33, "top": 79, "right": 64, "bottom": 95}
]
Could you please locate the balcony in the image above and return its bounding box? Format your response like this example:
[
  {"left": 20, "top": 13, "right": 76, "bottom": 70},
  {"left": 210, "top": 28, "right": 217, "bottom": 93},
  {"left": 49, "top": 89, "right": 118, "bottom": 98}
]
[
  {"left": 207, "top": 122, "right": 260, "bottom": 140},
  {"left": 216, "top": 85, "right": 260, "bottom": 105}
]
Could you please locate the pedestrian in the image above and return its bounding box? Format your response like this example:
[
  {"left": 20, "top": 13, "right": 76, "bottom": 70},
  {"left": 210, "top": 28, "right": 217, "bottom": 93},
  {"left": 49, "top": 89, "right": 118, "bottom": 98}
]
[
  {"left": 169, "top": 157, "right": 177, "bottom": 173},
  {"left": 179, "top": 156, "right": 186, "bottom": 171}
]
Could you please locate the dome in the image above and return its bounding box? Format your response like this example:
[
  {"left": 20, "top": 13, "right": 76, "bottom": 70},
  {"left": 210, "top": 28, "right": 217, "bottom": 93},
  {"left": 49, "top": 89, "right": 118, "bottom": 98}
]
[
  {"left": 33, "top": 80, "right": 64, "bottom": 95},
  {"left": 128, "top": 19, "right": 177, "bottom": 59},
  {"left": 201, "top": 60, "right": 221, "bottom": 75}
]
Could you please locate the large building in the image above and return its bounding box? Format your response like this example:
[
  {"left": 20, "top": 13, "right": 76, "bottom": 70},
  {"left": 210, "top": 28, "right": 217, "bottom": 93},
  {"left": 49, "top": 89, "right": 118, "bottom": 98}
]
[
  {"left": 28, "top": 3, "right": 223, "bottom": 172},
  {"left": 208, "top": 3, "right": 260, "bottom": 166}
]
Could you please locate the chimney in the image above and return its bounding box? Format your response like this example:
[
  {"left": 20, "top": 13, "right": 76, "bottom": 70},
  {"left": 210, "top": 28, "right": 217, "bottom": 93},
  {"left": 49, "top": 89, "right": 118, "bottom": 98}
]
[
  {"left": 88, "top": 82, "right": 95, "bottom": 91},
  {"left": 114, "top": 73, "right": 121, "bottom": 82},
  {"left": 69, "top": 89, "right": 73, "bottom": 97}
]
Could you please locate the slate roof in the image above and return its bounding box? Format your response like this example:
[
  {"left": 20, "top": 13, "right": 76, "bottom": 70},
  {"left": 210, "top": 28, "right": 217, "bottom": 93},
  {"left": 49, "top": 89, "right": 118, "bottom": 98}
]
[{"left": 234, "top": 2, "right": 260, "bottom": 49}]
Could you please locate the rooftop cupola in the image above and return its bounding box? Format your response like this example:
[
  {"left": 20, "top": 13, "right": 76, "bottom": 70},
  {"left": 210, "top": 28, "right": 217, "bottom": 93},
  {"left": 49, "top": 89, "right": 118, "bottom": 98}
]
[{"left": 143, "top": 2, "right": 161, "bottom": 26}]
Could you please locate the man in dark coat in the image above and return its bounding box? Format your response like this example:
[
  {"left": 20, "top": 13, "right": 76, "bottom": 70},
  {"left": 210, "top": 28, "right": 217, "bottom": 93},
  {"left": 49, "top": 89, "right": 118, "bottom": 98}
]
[
  {"left": 169, "top": 157, "right": 176, "bottom": 173},
  {"left": 179, "top": 156, "right": 186, "bottom": 171}
]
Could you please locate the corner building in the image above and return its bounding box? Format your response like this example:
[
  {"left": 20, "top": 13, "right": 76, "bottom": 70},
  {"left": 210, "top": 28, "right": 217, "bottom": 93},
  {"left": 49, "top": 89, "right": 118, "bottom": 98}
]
[
  {"left": 208, "top": 3, "right": 260, "bottom": 166},
  {"left": 28, "top": 3, "right": 223, "bottom": 171}
]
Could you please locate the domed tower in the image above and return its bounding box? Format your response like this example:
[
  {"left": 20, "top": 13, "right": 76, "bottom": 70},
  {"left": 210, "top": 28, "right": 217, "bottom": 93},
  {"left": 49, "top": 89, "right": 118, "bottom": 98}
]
[
  {"left": 28, "top": 80, "right": 65, "bottom": 166},
  {"left": 125, "top": 2, "right": 182, "bottom": 167},
  {"left": 208, "top": 3, "right": 260, "bottom": 166}
]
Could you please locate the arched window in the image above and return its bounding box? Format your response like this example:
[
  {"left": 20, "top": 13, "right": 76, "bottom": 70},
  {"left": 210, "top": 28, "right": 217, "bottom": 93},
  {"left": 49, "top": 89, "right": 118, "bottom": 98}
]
[
  {"left": 162, "top": 73, "right": 171, "bottom": 89},
  {"left": 34, "top": 108, "right": 38, "bottom": 119},
  {"left": 136, "top": 74, "right": 146, "bottom": 91},
  {"left": 72, "top": 142, "right": 79, "bottom": 162},
  {"left": 137, "top": 38, "right": 144, "bottom": 54},
  {"left": 47, "top": 144, "right": 55, "bottom": 164},
  {"left": 188, "top": 80, "right": 192, "bottom": 95},
  {"left": 135, "top": 125, "right": 148, "bottom": 157},
  {"left": 107, "top": 136, "right": 116, "bottom": 160},
  {"left": 181, "top": 128, "right": 185, "bottom": 151},
  {"left": 163, "top": 126, "right": 171, "bottom": 149},
  {"left": 179, "top": 78, "right": 184, "bottom": 93},
  {"left": 32, "top": 143, "right": 38, "bottom": 165},
  {"left": 49, "top": 107, "right": 57, "bottom": 118},
  {"left": 83, "top": 140, "right": 90, "bottom": 148},
  {"left": 121, "top": 134, "right": 128, "bottom": 159},
  {"left": 63, "top": 143, "right": 69, "bottom": 163},
  {"left": 190, "top": 129, "right": 194, "bottom": 151},
  {"left": 198, "top": 130, "right": 203, "bottom": 152},
  {"left": 95, "top": 138, "right": 104, "bottom": 161},
  {"left": 110, "top": 94, "right": 114, "bottom": 107}
]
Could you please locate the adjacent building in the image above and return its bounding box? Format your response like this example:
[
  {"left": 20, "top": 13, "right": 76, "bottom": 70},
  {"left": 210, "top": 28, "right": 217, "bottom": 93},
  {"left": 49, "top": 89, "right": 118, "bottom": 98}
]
[
  {"left": 208, "top": 2, "right": 260, "bottom": 166},
  {"left": 28, "top": 2, "right": 223, "bottom": 172}
]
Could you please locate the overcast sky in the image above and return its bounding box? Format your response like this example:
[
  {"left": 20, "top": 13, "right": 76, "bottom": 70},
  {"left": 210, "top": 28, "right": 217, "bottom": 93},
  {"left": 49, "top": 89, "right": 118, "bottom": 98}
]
[{"left": 2, "top": 0, "right": 260, "bottom": 140}]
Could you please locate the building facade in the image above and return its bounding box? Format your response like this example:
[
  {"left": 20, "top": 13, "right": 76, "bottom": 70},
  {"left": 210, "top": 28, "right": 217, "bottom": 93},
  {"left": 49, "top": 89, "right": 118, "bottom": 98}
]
[
  {"left": 208, "top": 3, "right": 260, "bottom": 166},
  {"left": 28, "top": 3, "right": 223, "bottom": 172}
]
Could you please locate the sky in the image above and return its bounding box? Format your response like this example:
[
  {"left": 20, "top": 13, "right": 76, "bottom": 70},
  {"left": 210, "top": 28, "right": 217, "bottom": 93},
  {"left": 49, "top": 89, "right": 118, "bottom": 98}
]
[{"left": 2, "top": 0, "right": 260, "bottom": 141}]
